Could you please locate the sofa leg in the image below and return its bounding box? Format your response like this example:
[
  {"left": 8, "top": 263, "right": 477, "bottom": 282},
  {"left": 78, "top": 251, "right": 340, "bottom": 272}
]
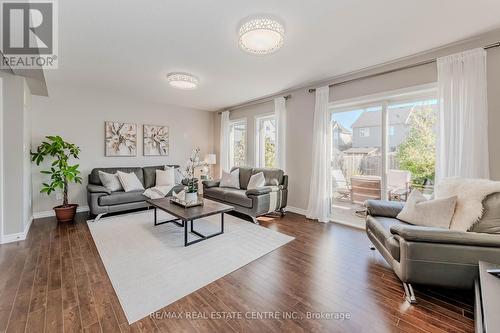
[
  {"left": 279, "top": 208, "right": 286, "bottom": 217},
  {"left": 403, "top": 282, "right": 417, "bottom": 304},
  {"left": 251, "top": 217, "right": 259, "bottom": 225},
  {"left": 93, "top": 213, "right": 106, "bottom": 223},
  {"left": 369, "top": 244, "right": 376, "bottom": 250}
]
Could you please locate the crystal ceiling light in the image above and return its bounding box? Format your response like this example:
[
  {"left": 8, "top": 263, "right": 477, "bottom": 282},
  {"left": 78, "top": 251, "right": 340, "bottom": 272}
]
[
  {"left": 238, "top": 16, "right": 285, "bottom": 55},
  {"left": 166, "top": 72, "right": 199, "bottom": 89}
]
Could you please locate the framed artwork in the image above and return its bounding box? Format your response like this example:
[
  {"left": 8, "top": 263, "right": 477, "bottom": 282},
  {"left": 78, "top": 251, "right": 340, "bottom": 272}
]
[
  {"left": 143, "top": 125, "right": 169, "bottom": 156},
  {"left": 105, "top": 121, "right": 137, "bottom": 156}
]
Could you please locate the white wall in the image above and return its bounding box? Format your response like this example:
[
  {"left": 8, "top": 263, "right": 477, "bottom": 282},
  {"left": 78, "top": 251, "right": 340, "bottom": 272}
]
[
  {"left": 31, "top": 84, "right": 214, "bottom": 214},
  {"left": 0, "top": 71, "right": 32, "bottom": 240}
]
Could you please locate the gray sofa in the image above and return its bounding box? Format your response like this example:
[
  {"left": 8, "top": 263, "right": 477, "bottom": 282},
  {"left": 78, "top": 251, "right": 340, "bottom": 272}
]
[
  {"left": 365, "top": 194, "right": 500, "bottom": 304},
  {"left": 87, "top": 165, "right": 184, "bottom": 218},
  {"left": 202, "top": 167, "right": 288, "bottom": 223}
]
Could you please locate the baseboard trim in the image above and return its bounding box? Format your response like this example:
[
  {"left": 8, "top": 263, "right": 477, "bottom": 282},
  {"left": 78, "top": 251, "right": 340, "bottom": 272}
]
[
  {"left": 330, "top": 218, "right": 366, "bottom": 230},
  {"left": 0, "top": 215, "right": 33, "bottom": 244},
  {"left": 285, "top": 206, "right": 307, "bottom": 216},
  {"left": 286, "top": 206, "right": 366, "bottom": 230},
  {"left": 33, "top": 205, "right": 90, "bottom": 219}
]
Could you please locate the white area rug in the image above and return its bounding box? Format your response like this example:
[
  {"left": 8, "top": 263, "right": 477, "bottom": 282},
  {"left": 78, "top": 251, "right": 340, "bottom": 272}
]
[{"left": 87, "top": 210, "right": 294, "bottom": 324}]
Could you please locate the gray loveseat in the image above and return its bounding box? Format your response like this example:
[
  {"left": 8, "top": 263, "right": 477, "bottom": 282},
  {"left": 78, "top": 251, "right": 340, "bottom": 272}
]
[
  {"left": 87, "top": 165, "right": 184, "bottom": 218},
  {"left": 202, "top": 167, "right": 288, "bottom": 223},
  {"left": 365, "top": 194, "right": 500, "bottom": 304}
]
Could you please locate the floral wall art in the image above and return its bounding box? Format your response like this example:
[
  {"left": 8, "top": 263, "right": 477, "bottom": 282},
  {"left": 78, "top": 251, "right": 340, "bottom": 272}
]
[
  {"left": 143, "top": 125, "right": 169, "bottom": 156},
  {"left": 105, "top": 121, "right": 137, "bottom": 156}
]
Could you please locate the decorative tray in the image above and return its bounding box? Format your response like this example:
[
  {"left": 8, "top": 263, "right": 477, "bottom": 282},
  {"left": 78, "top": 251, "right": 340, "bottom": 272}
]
[{"left": 169, "top": 196, "right": 204, "bottom": 208}]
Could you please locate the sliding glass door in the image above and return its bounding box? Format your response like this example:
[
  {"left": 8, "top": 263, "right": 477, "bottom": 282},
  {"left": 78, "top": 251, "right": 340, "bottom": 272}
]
[{"left": 330, "top": 87, "right": 437, "bottom": 226}]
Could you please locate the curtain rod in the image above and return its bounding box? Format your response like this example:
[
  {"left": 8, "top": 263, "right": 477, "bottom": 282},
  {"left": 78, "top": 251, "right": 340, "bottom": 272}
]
[
  {"left": 308, "top": 41, "right": 500, "bottom": 93},
  {"left": 217, "top": 94, "right": 291, "bottom": 114}
]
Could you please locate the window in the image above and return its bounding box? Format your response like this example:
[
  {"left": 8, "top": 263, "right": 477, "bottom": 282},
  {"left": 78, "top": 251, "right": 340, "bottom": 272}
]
[
  {"left": 255, "top": 114, "right": 276, "bottom": 168},
  {"left": 329, "top": 84, "right": 438, "bottom": 226},
  {"left": 229, "top": 119, "right": 247, "bottom": 168},
  {"left": 359, "top": 127, "right": 370, "bottom": 137}
]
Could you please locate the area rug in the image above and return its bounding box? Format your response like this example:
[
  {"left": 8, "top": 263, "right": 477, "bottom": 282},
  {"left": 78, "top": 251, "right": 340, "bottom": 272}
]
[{"left": 87, "top": 210, "right": 294, "bottom": 324}]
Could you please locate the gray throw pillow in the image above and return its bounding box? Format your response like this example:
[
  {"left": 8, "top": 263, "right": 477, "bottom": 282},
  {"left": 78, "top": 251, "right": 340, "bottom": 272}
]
[
  {"left": 470, "top": 192, "right": 500, "bottom": 234},
  {"left": 98, "top": 170, "right": 123, "bottom": 192},
  {"left": 397, "top": 190, "right": 457, "bottom": 229}
]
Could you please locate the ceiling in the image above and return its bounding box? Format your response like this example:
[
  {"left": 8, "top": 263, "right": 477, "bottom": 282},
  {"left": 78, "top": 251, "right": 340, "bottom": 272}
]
[{"left": 46, "top": 0, "right": 500, "bottom": 111}]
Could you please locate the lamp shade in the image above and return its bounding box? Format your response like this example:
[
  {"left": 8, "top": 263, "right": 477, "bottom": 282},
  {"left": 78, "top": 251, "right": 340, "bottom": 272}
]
[{"left": 205, "top": 154, "right": 216, "bottom": 165}]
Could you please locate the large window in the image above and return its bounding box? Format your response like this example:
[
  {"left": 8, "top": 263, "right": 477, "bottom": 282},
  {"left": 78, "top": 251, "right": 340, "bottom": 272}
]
[
  {"left": 330, "top": 85, "right": 438, "bottom": 226},
  {"left": 229, "top": 119, "right": 247, "bottom": 168},
  {"left": 255, "top": 114, "right": 276, "bottom": 168}
]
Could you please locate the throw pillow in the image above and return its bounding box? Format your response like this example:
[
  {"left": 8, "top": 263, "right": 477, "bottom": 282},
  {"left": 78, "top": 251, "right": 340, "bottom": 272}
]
[
  {"left": 247, "top": 172, "right": 265, "bottom": 190},
  {"left": 117, "top": 171, "right": 145, "bottom": 192},
  {"left": 396, "top": 190, "right": 457, "bottom": 229},
  {"left": 220, "top": 169, "right": 240, "bottom": 189},
  {"left": 156, "top": 168, "right": 175, "bottom": 186},
  {"left": 98, "top": 171, "right": 123, "bottom": 192},
  {"left": 173, "top": 167, "right": 184, "bottom": 185}
]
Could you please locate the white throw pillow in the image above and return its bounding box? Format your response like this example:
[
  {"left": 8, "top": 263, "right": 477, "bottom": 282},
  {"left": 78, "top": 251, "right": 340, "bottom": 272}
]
[
  {"left": 247, "top": 172, "right": 266, "bottom": 190},
  {"left": 397, "top": 190, "right": 457, "bottom": 229},
  {"left": 220, "top": 169, "right": 240, "bottom": 189},
  {"left": 117, "top": 171, "right": 145, "bottom": 192},
  {"left": 156, "top": 168, "right": 175, "bottom": 186},
  {"left": 173, "top": 167, "right": 184, "bottom": 185},
  {"left": 98, "top": 171, "right": 123, "bottom": 192}
]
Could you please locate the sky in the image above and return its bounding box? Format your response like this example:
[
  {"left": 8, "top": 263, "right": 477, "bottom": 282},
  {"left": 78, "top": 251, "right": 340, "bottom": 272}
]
[{"left": 331, "top": 99, "right": 437, "bottom": 131}]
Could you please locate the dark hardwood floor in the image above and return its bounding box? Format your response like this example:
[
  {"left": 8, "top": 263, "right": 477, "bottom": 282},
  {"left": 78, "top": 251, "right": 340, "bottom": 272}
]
[{"left": 0, "top": 211, "right": 474, "bottom": 333}]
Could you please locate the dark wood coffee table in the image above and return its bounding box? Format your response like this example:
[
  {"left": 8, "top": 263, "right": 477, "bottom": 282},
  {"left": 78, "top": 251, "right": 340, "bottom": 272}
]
[{"left": 146, "top": 198, "right": 234, "bottom": 246}]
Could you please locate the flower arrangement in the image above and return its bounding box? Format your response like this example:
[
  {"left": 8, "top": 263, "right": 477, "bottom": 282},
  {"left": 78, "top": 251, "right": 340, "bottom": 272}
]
[{"left": 183, "top": 148, "right": 207, "bottom": 193}]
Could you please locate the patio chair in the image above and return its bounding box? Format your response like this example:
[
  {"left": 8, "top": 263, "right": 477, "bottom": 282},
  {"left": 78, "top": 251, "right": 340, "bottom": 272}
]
[
  {"left": 332, "top": 169, "right": 350, "bottom": 200},
  {"left": 387, "top": 169, "right": 411, "bottom": 201}
]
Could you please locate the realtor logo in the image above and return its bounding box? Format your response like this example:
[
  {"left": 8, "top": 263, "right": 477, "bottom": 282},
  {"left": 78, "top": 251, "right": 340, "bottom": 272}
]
[{"left": 0, "top": 0, "right": 58, "bottom": 69}]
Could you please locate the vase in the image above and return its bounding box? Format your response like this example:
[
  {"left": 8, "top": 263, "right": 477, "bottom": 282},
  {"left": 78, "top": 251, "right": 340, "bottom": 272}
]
[{"left": 185, "top": 192, "right": 197, "bottom": 203}]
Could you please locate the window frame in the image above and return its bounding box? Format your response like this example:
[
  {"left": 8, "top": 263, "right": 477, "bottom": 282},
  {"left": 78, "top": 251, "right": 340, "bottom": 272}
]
[
  {"left": 228, "top": 117, "right": 248, "bottom": 168},
  {"left": 254, "top": 112, "right": 277, "bottom": 168},
  {"left": 329, "top": 83, "right": 438, "bottom": 204}
]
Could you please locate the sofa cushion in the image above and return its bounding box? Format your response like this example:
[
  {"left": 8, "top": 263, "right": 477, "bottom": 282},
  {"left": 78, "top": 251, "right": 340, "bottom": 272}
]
[
  {"left": 142, "top": 165, "right": 179, "bottom": 189},
  {"left": 204, "top": 187, "right": 253, "bottom": 208},
  {"left": 234, "top": 167, "right": 253, "bottom": 190},
  {"left": 98, "top": 190, "right": 146, "bottom": 206},
  {"left": 252, "top": 168, "right": 284, "bottom": 186},
  {"left": 366, "top": 216, "right": 406, "bottom": 261},
  {"left": 471, "top": 192, "right": 500, "bottom": 234},
  {"left": 90, "top": 167, "right": 143, "bottom": 186}
]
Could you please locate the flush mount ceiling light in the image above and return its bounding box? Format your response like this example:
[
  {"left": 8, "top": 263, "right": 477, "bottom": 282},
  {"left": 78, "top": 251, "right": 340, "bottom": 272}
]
[
  {"left": 238, "top": 16, "right": 285, "bottom": 55},
  {"left": 166, "top": 72, "right": 199, "bottom": 89}
]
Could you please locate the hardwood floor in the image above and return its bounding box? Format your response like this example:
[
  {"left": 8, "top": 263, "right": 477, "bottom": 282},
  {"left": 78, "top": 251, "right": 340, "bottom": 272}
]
[{"left": 0, "top": 211, "right": 474, "bottom": 333}]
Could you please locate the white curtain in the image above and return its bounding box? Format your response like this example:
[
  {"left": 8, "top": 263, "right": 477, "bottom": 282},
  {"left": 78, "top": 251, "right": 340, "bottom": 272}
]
[
  {"left": 436, "top": 48, "right": 489, "bottom": 183},
  {"left": 219, "top": 111, "right": 231, "bottom": 176},
  {"left": 274, "top": 97, "right": 287, "bottom": 171},
  {"left": 306, "top": 86, "right": 332, "bottom": 223}
]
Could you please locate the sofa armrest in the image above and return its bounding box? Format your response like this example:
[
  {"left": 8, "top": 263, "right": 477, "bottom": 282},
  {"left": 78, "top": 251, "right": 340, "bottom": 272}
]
[
  {"left": 390, "top": 224, "right": 500, "bottom": 247},
  {"left": 246, "top": 187, "right": 272, "bottom": 196},
  {"left": 202, "top": 180, "right": 220, "bottom": 188},
  {"left": 365, "top": 200, "right": 404, "bottom": 218},
  {"left": 87, "top": 184, "right": 111, "bottom": 195}
]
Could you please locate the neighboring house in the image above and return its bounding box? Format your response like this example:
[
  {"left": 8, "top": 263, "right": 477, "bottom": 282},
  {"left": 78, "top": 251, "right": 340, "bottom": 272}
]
[
  {"left": 332, "top": 121, "right": 352, "bottom": 151},
  {"left": 351, "top": 106, "right": 413, "bottom": 150}
]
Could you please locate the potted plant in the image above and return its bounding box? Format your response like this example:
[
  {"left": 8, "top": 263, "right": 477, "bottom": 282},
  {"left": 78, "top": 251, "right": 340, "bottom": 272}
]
[
  {"left": 183, "top": 148, "right": 207, "bottom": 203},
  {"left": 31, "top": 136, "right": 82, "bottom": 222}
]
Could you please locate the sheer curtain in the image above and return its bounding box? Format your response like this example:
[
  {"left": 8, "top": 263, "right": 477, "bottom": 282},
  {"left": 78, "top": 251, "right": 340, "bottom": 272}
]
[
  {"left": 436, "top": 48, "right": 489, "bottom": 183},
  {"left": 306, "top": 86, "right": 332, "bottom": 223},
  {"left": 219, "top": 111, "right": 231, "bottom": 176},
  {"left": 274, "top": 97, "right": 287, "bottom": 171}
]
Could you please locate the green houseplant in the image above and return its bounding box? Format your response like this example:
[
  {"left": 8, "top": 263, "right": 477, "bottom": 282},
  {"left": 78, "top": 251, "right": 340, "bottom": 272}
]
[
  {"left": 31, "top": 136, "right": 82, "bottom": 222},
  {"left": 183, "top": 148, "right": 207, "bottom": 202}
]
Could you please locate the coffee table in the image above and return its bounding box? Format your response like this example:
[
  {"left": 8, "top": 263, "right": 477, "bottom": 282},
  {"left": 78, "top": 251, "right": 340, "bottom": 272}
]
[{"left": 146, "top": 197, "right": 234, "bottom": 246}]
